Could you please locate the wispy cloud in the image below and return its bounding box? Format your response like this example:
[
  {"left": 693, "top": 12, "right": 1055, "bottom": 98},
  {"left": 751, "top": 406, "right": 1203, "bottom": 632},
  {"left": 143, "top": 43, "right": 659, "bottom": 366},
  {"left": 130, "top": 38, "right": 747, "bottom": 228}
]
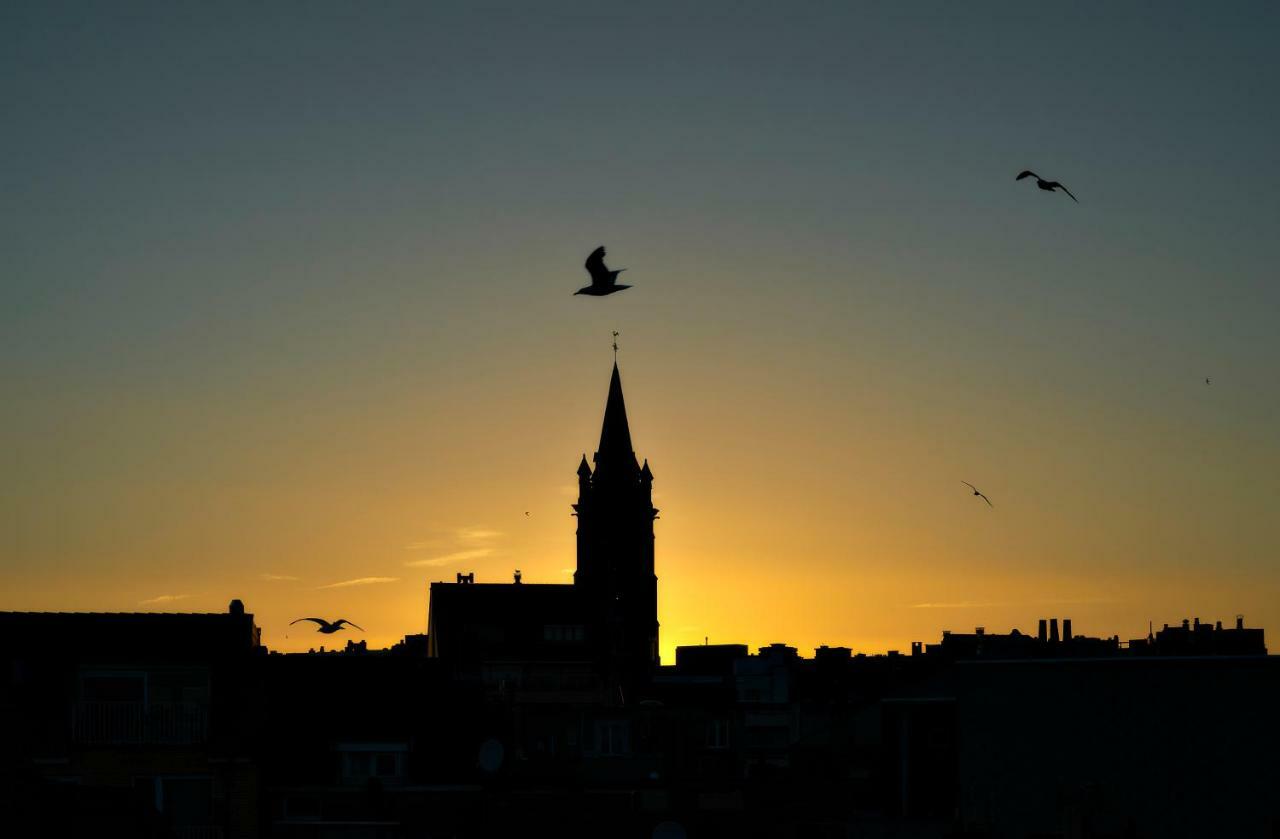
[
  {"left": 456, "top": 527, "right": 502, "bottom": 541},
  {"left": 260, "top": 573, "right": 300, "bottom": 582},
  {"left": 405, "top": 525, "right": 502, "bottom": 568},
  {"left": 140, "top": 593, "right": 193, "bottom": 605},
  {"left": 405, "top": 547, "right": 494, "bottom": 568},
  {"left": 317, "top": 577, "right": 399, "bottom": 589},
  {"left": 911, "top": 597, "right": 1114, "bottom": 609}
]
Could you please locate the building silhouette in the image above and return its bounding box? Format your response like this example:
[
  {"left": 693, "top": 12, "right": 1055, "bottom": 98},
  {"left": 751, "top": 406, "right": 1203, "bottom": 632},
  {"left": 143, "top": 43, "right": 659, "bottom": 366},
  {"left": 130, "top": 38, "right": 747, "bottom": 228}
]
[
  {"left": 427, "top": 361, "right": 659, "bottom": 700},
  {"left": 2, "top": 361, "right": 1278, "bottom": 838}
]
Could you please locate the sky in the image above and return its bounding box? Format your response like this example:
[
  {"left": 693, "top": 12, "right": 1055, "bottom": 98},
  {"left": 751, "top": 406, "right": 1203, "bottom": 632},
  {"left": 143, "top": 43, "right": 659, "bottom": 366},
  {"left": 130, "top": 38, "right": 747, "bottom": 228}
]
[{"left": 3, "top": 2, "right": 1278, "bottom": 658}]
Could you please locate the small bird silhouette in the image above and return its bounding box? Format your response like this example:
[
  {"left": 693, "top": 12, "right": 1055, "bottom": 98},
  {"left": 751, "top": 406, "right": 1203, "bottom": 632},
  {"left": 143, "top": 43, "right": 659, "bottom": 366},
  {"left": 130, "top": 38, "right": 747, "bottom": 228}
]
[
  {"left": 574, "top": 246, "right": 630, "bottom": 296},
  {"left": 1016, "top": 170, "right": 1077, "bottom": 202},
  {"left": 1205, "top": 377, "right": 1211, "bottom": 385},
  {"left": 962, "top": 481, "right": 993, "bottom": 507},
  {"left": 290, "top": 617, "right": 364, "bottom": 634}
]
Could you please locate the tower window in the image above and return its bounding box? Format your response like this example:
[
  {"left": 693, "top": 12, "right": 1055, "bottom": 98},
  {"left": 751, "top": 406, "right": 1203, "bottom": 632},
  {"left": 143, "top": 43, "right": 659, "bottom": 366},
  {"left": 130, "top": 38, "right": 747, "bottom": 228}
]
[{"left": 543, "top": 624, "right": 585, "bottom": 643}]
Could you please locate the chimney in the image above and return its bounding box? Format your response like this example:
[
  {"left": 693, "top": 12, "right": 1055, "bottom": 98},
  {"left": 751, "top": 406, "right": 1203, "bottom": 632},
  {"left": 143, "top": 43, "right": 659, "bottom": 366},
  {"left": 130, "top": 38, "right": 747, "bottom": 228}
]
[
  {"left": 228, "top": 599, "right": 245, "bottom": 616},
  {"left": 1237, "top": 615, "right": 1244, "bottom": 630},
  {"left": 1062, "top": 618, "right": 1072, "bottom": 642},
  {"left": 1038, "top": 619, "right": 1048, "bottom": 643},
  {"left": 975, "top": 627, "right": 985, "bottom": 636},
  {"left": 513, "top": 569, "right": 522, "bottom": 585},
  {"left": 1193, "top": 617, "right": 1200, "bottom": 630},
  {"left": 1182, "top": 619, "right": 1190, "bottom": 630},
  {"left": 1049, "top": 618, "right": 1060, "bottom": 643}
]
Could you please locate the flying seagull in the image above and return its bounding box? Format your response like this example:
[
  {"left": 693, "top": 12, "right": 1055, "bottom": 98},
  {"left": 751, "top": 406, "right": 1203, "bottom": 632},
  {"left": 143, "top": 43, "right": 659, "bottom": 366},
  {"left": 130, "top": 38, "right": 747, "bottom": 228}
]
[
  {"left": 290, "top": 617, "right": 364, "bottom": 634},
  {"left": 962, "top": 481, "right": 994, "bottom": 507},
  {"left": 574, "top": 246, "right": 630, "bottom": 296},
  {"left": 1016, "top": 170, "right": 1077, "bottom": 202},
  {"left": 1205, "top": 377, "right": 1211, "bottom": 385}
]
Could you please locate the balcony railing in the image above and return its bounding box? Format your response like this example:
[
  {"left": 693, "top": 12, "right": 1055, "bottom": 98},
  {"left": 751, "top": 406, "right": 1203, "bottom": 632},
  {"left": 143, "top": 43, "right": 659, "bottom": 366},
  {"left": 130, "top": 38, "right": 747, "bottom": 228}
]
[{"left": 72, "top": 701, "right": 208, "bottom": 745}]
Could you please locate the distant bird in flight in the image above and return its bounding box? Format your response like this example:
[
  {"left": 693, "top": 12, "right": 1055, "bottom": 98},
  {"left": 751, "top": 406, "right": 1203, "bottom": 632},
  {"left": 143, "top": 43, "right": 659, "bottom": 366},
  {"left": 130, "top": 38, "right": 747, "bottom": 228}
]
[
  {"left": 1205, "top": 377, "right": 1211, "bottom": 385},
  {"left": 290, "top": 617, "right": 364, "bottom": 634},
  {"left": 1016, "top": 170, "right": 1077, "bottom": 202},
  {"left": 962, "top": 481, "right": 994, "bottom": 507},
  {"left": 575, "top": 246, "right": 630, "bottom": 296}
]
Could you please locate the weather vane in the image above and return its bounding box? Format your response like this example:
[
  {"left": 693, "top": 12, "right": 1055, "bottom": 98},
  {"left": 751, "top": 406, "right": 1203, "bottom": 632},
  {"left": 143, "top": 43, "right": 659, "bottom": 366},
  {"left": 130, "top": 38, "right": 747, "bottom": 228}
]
[{"left": 612, "top": 330, "right": 619, "bottom": 360}]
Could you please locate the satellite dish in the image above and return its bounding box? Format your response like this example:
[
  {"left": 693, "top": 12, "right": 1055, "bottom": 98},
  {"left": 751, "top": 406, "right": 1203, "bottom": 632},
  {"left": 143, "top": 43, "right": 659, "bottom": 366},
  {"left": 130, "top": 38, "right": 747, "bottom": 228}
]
[
  {"left": 477, "top": 738, "right": 504, "bottom": 773},
  {"left": 652, "top": 822, "right": 687, "bottom": 839}
]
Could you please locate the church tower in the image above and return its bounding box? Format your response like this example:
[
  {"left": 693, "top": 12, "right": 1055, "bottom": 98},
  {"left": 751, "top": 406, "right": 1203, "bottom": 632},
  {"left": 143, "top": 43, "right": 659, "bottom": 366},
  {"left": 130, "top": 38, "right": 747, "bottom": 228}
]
[{"left": 574, "top": 362, "right": 660, "bottom": 688}]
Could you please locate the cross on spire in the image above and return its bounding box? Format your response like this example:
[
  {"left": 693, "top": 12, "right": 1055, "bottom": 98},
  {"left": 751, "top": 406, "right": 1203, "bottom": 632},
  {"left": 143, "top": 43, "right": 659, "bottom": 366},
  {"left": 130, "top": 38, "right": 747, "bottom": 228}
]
[{"left": 612, "top": 331, "right": 619, "bottom": 360}]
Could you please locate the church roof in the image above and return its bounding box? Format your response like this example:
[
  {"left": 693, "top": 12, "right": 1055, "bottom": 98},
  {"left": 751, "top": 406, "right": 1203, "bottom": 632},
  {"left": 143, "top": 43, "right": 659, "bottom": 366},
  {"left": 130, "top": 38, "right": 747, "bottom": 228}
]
[{"left": 594, "top": 362, "right": 638, "bottom": 473}]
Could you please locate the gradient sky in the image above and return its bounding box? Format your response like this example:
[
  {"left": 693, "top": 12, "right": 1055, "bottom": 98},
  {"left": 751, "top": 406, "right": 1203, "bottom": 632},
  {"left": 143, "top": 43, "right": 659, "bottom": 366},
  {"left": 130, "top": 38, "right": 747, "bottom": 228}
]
[{"left": 4, "top": 2, "right": 1278, "bottom": 658}]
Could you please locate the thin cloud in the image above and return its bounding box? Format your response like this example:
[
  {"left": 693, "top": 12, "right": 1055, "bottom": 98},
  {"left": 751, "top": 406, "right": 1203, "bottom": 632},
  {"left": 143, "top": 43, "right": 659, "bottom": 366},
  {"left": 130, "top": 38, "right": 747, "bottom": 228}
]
[
  {"left": 260, "top": 573, "right": 300, "bottom": 582},
  {"left": 405, "top": 525, "right": 502, "bottom": 568},
  {"left": 317, "top": 577, "right": 399, "bottom": 589},
  {"left": 456, "top": 527, "right": 502, "bottom": 542},
  {"left": 405, "top": 547, "right": 494, "bottom": 568},
  {"left": 140, "top": 593, "right": 193, "bottom": 605},
  {"left": 911, "top": 597, "right": 1114, "bottom": 610}
]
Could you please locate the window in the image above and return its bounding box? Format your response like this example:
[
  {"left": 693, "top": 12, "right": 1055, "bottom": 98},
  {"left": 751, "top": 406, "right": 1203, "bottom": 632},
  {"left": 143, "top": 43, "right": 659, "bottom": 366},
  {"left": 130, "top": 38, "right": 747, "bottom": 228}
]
[
  {"left": 338, "top": 743, "right": 407, "bottom": 785},
  {"left": 706, "top": 718, "right": 730, "bottom": 750},
  {"left": 283, "top": 794, "right": 321, "bottom": 820},
  {"left": 594, "top": 721, "right": 630, "bottom": 756},
  {"left": 375, "top": 753, "right": 398, "bottom": 777},
  {"left": 543, "top": 624, "right": 585, "bottom": 643},
  {"left": 82, "top": 673, "right": 146, "bottom": 703},
  {"left": 132, "top": 777, "right": 214, "bottom": 828}
]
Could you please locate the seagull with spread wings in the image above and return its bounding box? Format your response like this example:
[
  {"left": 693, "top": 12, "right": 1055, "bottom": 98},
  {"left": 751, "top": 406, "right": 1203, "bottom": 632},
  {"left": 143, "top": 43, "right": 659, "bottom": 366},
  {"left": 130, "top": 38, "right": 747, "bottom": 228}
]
[
  {"left": 290, "top": 617, "right": 364, "bottom": 634},
  {"left": 574, "top": 246, "right": 630, "bottom": 296},
  {"left": 1016, "top": 170, "right": 1077, "bottom": 202},
  {"left": 962, "top": 481, "right": 994, "bottom": 507}
]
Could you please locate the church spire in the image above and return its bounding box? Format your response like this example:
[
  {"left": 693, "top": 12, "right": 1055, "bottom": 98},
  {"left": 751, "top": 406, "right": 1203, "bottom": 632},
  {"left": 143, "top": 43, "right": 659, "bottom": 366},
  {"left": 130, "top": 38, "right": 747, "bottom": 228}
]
[{"left": 595, "top": 362, "right": 638, "bottom": 473}]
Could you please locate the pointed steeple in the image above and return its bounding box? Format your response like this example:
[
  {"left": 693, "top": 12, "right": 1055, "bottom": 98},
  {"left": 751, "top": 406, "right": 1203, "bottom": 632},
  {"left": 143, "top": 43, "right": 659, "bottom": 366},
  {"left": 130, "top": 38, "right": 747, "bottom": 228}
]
[{"left": 595, "top": 362, "right": 637, "bottom": 472}]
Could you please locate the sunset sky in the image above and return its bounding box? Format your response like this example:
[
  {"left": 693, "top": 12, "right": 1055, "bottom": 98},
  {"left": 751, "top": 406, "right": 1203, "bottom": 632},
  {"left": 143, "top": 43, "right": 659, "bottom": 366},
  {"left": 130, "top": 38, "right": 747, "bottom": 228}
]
[{"left": 4, "top": 2, "right": 1278, "bottom": 659}]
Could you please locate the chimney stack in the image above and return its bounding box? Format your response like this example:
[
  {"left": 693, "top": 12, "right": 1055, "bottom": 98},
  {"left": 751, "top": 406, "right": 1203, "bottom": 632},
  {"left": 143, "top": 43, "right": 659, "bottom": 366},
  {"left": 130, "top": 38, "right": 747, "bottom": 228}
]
[
  {"left": 1038, "top": 619, "right": 1048, "bottom": 643},
  {"left": 1049, "top": 619, "right": 1060, "bottom": 643},
  {"left": 1237, "top": 615, "right": 1244, "bottom": 630},
  {"left": 1062, "top": 618, "right": 1072, "bottom": 642}
]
